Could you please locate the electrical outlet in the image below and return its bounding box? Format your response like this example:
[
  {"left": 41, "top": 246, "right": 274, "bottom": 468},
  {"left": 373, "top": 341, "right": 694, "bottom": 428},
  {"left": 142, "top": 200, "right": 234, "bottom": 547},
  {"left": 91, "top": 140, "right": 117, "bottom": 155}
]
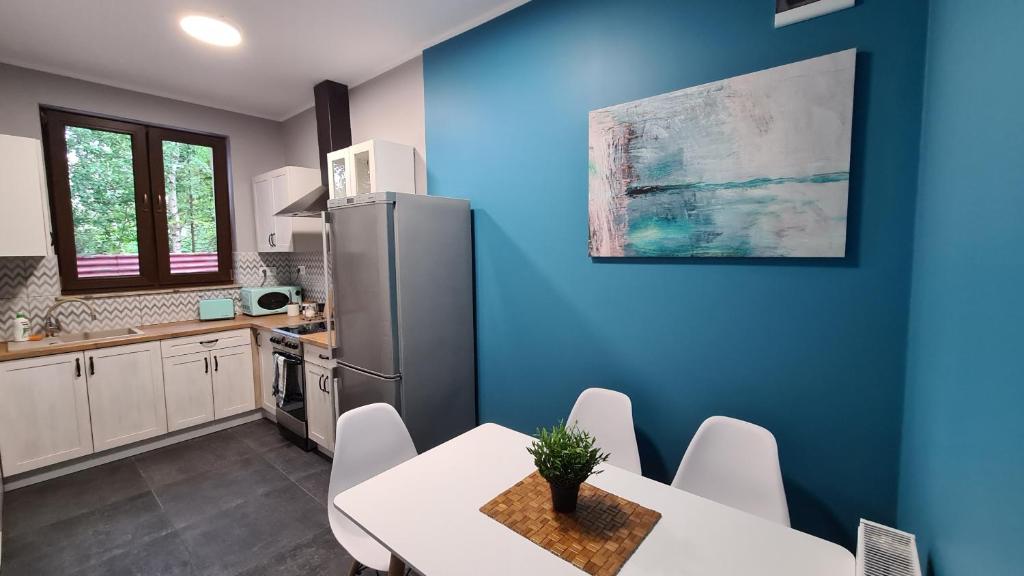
[
  {"left": 259, "top": 267, "right": 270, "bottom": 279},
  {"left": 297, "top": 266, "right": 307, "bottom": 275}
]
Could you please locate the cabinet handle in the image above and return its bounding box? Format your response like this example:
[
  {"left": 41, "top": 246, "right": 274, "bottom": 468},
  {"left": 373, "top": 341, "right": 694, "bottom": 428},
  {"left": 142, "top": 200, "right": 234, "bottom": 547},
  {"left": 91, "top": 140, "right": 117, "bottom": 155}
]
[
  {"left": 75, "top": 358, "right": 81, "bottom": 378},
  {"left": 200, "top": 339, "right": 218, "bottom": 346},
  {"left": 204, "top": 357, "right": 209, "bottom": 374},
  {"left": 318, "top": 354, "right": 330, "bottom": 361},
  {"left": 214, "top": 356, "right": 219, "bottom": 372},
  {"left": 321, "top": 374, "right": 328, "bottom": 393},
  {"left": 88, "top": 356, "right": 95, "bottom": 376},
  {"left": 268, "top": 233, "right": 273, "bottom": 247}
]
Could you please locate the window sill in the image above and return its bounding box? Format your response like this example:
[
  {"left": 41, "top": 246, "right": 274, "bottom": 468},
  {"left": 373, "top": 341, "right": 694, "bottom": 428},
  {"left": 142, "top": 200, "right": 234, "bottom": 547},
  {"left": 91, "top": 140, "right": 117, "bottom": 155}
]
[{"left": 63, "top": 284, "right": 242, "bottom": 300}]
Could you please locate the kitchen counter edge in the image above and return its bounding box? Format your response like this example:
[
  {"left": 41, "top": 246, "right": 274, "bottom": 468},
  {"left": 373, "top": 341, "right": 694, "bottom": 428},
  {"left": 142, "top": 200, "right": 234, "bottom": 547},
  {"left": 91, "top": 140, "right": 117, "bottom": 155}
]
[{"left": 0, "top": 314, "right": 328, "bottom": 362}]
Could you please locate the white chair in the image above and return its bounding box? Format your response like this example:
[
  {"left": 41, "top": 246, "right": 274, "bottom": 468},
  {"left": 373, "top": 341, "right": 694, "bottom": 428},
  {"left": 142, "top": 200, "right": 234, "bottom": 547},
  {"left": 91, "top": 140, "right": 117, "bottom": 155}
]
[
  {"left": 328, "top": 403, "right": 418, "bottom": 575},
  {"left": 670, "top": 415, "right": 790, "bottom": 526},
  {"left": 566, "top": 388, "right": 642, "bottom": 474}
]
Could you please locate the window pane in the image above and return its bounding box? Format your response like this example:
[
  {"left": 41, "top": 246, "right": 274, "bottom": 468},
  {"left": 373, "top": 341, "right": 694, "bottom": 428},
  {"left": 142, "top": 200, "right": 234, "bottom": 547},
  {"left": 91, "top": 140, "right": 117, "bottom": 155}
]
[
  {"left": 162, "top": 140, "right": 219, "bottom": 274},
  {"left": 65, "top": 126, "right": 140, "bottom": 278}
]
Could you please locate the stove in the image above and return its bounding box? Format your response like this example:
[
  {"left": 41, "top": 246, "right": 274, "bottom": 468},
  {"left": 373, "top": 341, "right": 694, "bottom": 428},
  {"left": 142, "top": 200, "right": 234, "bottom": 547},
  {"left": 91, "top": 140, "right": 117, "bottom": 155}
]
[
  {"left": 270, "top": 321, "right": 328, "bottom": 451},
  {"left": 269, "top": 321, "right": 327, "bottom": 350}
]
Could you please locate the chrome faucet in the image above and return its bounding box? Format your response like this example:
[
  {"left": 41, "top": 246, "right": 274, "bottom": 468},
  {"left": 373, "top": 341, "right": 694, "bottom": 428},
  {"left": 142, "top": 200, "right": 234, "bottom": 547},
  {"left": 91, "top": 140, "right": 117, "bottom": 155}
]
[{"left": 43, "top": 297, "right": 98, "bottom": 337}]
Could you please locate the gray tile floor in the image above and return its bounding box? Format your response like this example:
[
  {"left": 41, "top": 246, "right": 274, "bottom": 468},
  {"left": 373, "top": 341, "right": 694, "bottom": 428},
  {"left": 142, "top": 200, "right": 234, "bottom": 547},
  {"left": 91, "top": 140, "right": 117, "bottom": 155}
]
[{"left": 2, "top": 419, "right": 353, "bottom": 576}]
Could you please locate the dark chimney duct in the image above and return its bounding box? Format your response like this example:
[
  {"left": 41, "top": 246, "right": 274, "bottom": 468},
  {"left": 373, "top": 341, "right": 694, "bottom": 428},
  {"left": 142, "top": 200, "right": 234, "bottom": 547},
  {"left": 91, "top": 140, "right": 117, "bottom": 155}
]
[{"left": 313, "top": 80, "right": 353, "bottom": 188}]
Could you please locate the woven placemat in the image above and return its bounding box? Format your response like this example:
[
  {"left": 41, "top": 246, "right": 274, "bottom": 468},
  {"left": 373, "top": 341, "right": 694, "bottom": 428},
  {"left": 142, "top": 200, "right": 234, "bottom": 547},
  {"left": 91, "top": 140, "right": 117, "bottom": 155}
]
[{"left": 480, "top": 471, "right": 661, "bottom": 576}]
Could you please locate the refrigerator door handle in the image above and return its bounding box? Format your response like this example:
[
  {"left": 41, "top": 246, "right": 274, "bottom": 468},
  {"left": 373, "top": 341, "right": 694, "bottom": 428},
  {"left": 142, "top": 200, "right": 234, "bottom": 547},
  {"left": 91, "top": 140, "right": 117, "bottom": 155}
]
[{"left": 322, "top": 211, "right": 339, "bottom": 354}]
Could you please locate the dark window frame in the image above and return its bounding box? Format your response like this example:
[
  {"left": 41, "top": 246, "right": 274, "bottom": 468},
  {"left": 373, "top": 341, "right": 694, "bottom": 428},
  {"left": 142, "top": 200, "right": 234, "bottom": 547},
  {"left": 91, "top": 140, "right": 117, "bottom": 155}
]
[{"left": 41, "top": 108, "right": 233, "bottom": 294}]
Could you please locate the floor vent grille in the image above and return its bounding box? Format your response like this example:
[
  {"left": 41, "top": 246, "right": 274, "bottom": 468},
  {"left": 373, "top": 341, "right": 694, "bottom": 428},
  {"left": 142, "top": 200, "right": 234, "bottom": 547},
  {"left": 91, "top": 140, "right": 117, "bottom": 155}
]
[{"left": 857, "top": 519, "right": 922, "bottom": 576}]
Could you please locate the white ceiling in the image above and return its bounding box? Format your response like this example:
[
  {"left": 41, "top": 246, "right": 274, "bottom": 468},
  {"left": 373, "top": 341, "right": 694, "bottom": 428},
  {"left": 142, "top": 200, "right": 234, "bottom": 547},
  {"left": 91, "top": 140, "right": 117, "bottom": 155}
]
[{"left": 0, "top": 0, "right": 528, "bottom": 121}]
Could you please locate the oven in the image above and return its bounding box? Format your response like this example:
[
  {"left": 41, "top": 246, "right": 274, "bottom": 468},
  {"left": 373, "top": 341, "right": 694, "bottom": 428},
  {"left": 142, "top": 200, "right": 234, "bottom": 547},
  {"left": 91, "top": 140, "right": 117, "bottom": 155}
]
[
  {"left": 271, "top": 333, "right": 312, "bottom": 450},
  {"left": 270, "top": 321, "right": 328, "bottom": 451}
]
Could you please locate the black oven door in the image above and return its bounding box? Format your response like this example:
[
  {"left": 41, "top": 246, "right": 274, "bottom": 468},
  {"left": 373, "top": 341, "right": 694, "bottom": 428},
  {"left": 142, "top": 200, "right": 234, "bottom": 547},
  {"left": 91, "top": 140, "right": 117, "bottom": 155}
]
[{"left": 273, "top": 352, "right": 310, "bottom": 447}]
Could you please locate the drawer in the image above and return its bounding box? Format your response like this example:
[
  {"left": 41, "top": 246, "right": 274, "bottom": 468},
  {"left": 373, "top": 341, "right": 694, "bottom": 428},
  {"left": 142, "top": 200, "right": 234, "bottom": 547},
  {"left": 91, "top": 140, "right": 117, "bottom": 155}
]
[
  {"left": 304, "top": 344, "right": 333, "bottom": 369},
  {"left": 161, "top": 329, "right": 252, "bottom": 358}
]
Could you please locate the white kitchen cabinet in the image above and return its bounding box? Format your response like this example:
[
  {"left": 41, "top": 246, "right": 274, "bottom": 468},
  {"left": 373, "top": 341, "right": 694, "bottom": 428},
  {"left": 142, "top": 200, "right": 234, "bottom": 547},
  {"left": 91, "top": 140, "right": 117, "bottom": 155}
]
[
  {"left": 327, "top": 139, "right": 416, "bottom": 200},
  {"left": 252, "top": 166, "right": 321, "bottom": 252},
  {"left": 160, "top": 330, "right": 257, "bottom": 424},
  {"left": 0, "top": 352, "right": 93, "bottom": 475},
  {"left": 212, "top": 345, "right": 256, "bottom": 419},
  {"left": 304, "top": 361, "right": 335, "bottom": 452},
  {"left": 86, "top": 342, "right": 168, "bottom": 451},
  {"left": 0, "top": 134, "right": 52, "bottom": 257},
  {"left": 163, "top": 351, "right": 216, "bottom": 431},
  {"left": 256, "top": 329, "right": 277, "bottom": 416}
]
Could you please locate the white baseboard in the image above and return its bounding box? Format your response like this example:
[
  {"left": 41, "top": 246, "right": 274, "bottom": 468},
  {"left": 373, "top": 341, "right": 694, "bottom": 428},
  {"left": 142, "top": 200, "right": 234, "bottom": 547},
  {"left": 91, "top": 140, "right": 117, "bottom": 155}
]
[{"left": 3, "top": 411, "right": 265, "bottom": 491}]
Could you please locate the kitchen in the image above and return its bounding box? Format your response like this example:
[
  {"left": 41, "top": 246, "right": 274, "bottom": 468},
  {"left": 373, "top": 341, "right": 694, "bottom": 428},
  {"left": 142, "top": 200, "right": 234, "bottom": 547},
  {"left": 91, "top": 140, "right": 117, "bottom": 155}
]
[
  {"left": 1, "top": 1, "right": 1021, "bottom": 576},
  {"left": 0, "top": 2, "right": 479, "bottom": 573}
]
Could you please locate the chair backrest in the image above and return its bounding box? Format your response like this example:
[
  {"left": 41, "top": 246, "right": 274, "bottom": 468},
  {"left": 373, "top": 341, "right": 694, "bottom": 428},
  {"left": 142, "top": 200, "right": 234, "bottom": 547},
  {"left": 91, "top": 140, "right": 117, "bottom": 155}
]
[
  {"left": 328, "top": 403, "right": 418, "bottom": 548},
  {"left": 566, "top": 388, "right": 642, "bottom": 474},
  {"left": 671, "top": 416, "right": 790, "bottom": 526}
]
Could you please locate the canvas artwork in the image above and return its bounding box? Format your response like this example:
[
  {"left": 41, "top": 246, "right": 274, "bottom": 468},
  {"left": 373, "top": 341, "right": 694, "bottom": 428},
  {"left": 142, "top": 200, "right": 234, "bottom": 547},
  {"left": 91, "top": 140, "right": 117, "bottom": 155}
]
[
  {"left": 588, "top": 49, "right": 856, "bottom": 258},
  {"left": 775, "top": 0, "right": 855, "bottom": 28}
]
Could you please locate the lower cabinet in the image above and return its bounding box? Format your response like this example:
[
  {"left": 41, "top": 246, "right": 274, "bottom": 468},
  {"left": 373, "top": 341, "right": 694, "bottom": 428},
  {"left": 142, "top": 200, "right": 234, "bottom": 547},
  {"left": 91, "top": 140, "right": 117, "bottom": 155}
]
[
  {"left": 0, "top": 352, "right": 93, "bottom": 475},
  {"left": 212, "top": 345, "right": 256, "bottom": 419},
  {"left": 163, "top": 352, "right": 216, "bottom": 431},
  {"left": 86, "top": 342, "right": 168, "bottom": 451},
  {"left": 0, "top": 329, "right": 259, "bottom": 477},
  {"left": 161, "top": 342, "right": 256, "bottom": 430},
  {"left": 304, "top": 361, "right": 335, "bottom": 452}
]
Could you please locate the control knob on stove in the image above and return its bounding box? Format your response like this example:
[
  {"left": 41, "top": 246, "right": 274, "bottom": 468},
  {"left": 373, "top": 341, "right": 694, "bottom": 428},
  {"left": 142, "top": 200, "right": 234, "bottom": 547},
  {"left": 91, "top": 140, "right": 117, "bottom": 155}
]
[{"left": 285, "top": 341, "right": 299, "bottom": 350}]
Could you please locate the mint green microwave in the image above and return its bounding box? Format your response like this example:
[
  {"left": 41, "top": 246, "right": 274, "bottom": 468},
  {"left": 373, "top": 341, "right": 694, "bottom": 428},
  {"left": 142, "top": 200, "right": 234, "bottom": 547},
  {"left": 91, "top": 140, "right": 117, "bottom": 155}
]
[{"left": 239, "top": 286, "right": 300, "bottom": 316}]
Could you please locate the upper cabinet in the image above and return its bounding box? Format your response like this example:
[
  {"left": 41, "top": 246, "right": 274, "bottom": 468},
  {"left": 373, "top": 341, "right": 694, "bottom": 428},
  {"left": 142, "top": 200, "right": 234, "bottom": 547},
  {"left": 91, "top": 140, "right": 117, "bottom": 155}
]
[
  {"left": 252, "top": 166, "right": 321, "bottom": 252},
  {"left": 327, "top": 139, "right": 416, "bottom": 200},
  {"left": 0, "top": 134, "right": 52, "bottom": 257}
]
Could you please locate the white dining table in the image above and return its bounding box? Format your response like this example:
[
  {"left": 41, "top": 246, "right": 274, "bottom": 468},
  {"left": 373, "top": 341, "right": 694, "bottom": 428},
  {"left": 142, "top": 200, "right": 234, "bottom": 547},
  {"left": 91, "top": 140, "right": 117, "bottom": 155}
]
[{"left": 333, "top": 423, "right": 855, "bottom": 576}]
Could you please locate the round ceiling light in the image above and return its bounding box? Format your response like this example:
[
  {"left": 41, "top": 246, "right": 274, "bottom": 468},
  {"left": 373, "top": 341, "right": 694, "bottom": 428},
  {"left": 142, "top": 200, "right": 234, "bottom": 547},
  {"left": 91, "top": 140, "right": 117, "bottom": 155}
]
[{"left": 180, "top": 15, "right": 242, "bottom": 47}]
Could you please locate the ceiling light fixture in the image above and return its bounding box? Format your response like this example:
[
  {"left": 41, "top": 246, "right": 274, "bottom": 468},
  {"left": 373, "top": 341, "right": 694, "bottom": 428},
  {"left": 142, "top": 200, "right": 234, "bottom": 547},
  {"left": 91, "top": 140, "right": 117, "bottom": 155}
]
[{"left": 180, "top": 15, "right": 242, "bottom": 47}]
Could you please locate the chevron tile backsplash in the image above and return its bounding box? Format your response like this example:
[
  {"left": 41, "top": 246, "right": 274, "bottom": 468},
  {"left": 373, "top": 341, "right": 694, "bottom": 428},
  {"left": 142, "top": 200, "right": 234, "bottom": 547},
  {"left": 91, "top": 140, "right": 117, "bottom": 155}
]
[{"left": 0, "top": 251, "right": 330, "bottom": 340}]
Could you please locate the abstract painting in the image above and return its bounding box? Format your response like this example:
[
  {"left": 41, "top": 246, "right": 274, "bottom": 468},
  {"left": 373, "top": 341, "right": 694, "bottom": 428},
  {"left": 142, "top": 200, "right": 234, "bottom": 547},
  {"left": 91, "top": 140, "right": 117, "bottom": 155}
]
[
  {"left": 588, "top": 49, "right": 856, "bottom": 258},
  {"left": 775, "top": 0, "right": 855, "bottom": 28}
]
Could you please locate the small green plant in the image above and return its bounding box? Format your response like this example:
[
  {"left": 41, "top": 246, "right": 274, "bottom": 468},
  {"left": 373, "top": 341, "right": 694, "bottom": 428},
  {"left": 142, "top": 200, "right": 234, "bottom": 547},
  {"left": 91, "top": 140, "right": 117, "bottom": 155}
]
[{"left": 527, "top": 421, "right": 610, "bottom": 488}]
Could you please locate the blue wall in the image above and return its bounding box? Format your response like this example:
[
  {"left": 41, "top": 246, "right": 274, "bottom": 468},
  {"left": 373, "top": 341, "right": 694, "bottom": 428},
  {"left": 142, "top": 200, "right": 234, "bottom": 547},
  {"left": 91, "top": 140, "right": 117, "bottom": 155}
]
[
  {"left": 899, "top": 1, "right": 1024, "bottom": 574},
  {"left": 424, "top": 0, "right": 929, "bottom": 546}
]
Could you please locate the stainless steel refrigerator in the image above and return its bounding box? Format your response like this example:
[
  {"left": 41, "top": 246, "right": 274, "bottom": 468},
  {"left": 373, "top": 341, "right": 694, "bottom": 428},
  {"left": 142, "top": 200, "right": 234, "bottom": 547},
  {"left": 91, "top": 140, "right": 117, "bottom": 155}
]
[{"left": 322, "top": 192, "right": 476, "bottom": 451}]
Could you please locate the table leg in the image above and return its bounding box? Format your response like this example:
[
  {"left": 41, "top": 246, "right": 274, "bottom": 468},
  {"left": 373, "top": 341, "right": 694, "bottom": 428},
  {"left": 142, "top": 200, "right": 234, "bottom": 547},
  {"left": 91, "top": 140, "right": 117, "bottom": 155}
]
[{"left": 388, "top": 554, "right": 407, "bottom": 576}]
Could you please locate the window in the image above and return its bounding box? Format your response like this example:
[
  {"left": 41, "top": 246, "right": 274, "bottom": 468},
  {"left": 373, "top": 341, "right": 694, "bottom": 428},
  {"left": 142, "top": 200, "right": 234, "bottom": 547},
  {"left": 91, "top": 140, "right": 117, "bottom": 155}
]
[{"left": 42, "top": 109, "right": 232, "bottom": 293}]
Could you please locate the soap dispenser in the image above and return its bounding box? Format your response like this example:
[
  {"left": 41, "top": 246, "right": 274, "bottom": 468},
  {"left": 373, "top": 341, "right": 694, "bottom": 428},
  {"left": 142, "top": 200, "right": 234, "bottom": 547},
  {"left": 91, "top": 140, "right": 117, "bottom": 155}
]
[{"left": 12, "top": 313, "right": 31, "bottom": 342}]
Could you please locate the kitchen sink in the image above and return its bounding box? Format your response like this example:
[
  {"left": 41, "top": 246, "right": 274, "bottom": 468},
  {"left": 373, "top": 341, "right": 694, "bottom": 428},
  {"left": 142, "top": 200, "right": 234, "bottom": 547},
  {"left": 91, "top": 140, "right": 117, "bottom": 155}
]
[{"left": 7, "top": 327, "right": 144, "bottom": 351}]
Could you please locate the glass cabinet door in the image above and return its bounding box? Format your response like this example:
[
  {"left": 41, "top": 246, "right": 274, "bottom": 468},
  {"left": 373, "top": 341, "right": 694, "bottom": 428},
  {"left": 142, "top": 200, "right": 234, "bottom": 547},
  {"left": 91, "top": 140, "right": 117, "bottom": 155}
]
[{"left": 330, "top": 152, "right": 348, "bottom": 199}]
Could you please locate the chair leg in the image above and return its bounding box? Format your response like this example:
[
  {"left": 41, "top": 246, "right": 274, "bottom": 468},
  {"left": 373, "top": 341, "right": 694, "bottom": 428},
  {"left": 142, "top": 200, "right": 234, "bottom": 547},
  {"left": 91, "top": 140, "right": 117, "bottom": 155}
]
[
  {"left": 388, "top": 554, "right": 407, "bottom": 576},
  {"left": 347, "top": 559, "right": 363, "bottom": 576}
]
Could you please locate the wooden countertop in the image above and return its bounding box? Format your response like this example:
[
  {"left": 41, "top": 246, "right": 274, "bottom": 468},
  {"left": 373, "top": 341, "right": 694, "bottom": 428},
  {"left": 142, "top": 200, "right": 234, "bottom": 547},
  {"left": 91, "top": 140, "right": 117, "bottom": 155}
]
[
  {"left": 0, "top": 314, "right": 325, "bottom": 362},
  {"left": 300, "top": 332, "right": 330, "bottom": 349}
]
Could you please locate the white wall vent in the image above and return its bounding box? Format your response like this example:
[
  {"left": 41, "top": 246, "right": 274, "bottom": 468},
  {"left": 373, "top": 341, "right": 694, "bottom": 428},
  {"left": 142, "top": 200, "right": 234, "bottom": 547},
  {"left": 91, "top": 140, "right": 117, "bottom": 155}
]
[{"left": 857, "top": 519, "right": 922, "bottom": 576}]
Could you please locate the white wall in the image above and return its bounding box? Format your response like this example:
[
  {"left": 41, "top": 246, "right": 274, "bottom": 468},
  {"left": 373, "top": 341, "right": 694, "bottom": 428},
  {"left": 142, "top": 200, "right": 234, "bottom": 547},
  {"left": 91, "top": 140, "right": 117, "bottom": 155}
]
[
  {"left": 0, "top": 55, "right": 426, "bottom": 253},
  {"left": 282, "top": 56, "right": 427, "bottom": 193},
  {"left": 0, "top": 62, "right": 286, "bottom": 252}
]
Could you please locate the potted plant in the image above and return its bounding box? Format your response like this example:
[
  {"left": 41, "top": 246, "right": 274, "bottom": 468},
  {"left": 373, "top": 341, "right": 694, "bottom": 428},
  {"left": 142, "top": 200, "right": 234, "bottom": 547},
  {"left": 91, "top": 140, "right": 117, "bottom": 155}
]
[{"left": 527, "top": 421, "right": 610, "bottom": 513}]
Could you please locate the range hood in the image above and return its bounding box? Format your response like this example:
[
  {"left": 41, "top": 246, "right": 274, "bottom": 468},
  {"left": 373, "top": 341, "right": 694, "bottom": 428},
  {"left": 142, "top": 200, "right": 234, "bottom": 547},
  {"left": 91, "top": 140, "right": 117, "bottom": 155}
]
[
  {"left": 276, "top": 80, "right": 351, "bottom": 218},
  {"left": 276, "top": 184, "right": 329, "bottom": 218}
]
